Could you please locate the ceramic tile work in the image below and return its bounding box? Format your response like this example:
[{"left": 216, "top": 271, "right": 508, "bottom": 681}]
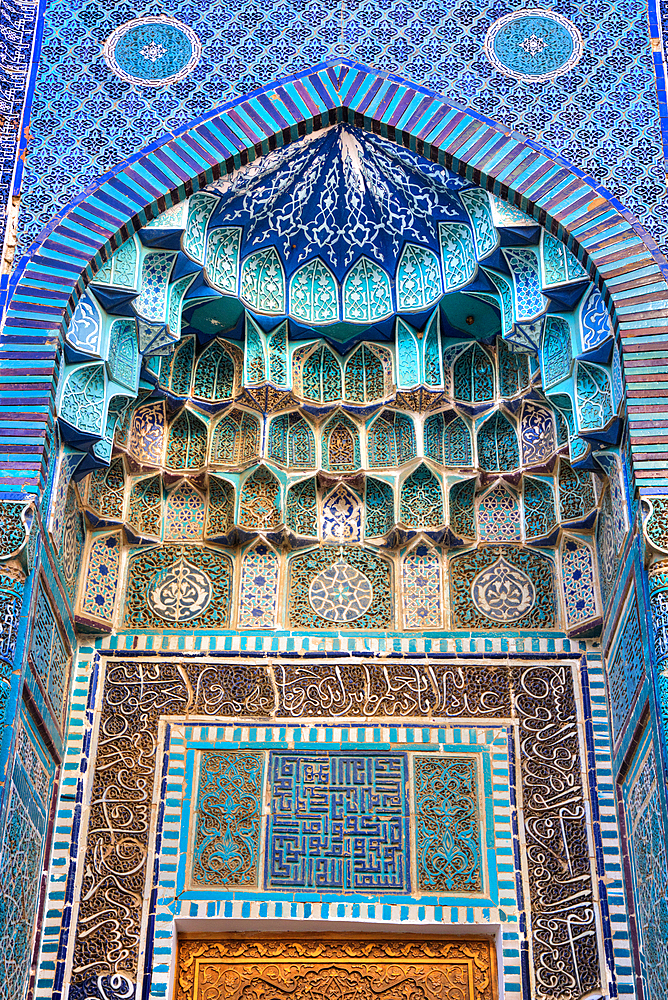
[
  {"left": 621, "top": 725, "right": 668, "bottom": 998},
  {"left": 584, "top": 653, "right": 636, "bottom": 995},
  {"left": 5, "top": 65, "right": 668, "bottom": 496},
  {"left": 192, "top": 750, "right": 265, "bottom": 887},
  {"left": 266, "top": 752, "right": 411, "bottom": 891},
  {"left": 34, "top": 643, "right": 638, "bottom": 1000},
  {"left": 0, "top": 709, "right": 56, "bottom": 1000},
  {"left": 0, "top": 0, "right": 40, "bottom": 253},
  {"left": 35, "top": 645, "right": 626, "bottom": 1000},
  {"left": 156, "top": 723, "right": 510, "bottom": 999},
  {"left": 12, "top": 0, "right": 668, "bottom": 263}
]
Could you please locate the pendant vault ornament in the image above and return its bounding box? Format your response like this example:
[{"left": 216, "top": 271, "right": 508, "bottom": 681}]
[
  {"left": 471, "top": 556, "right": 535, "bottom": 622},
  {"left": 147, "top": 557, "right": 212, "bottom": 622},
  {"left": 308, "top": 559, "right": 373, "bottom": 622}
]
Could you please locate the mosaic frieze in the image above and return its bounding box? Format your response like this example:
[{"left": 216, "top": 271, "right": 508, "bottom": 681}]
[
  {"left": 70, "top": 653, "right": 597, "bottom": 1000},
  {"left": 288, "top": 548, "right": 392, "bottom": 630},
  {"left": 192, "top": 751, "right": 264, "bottom": 888},
  {"left": 273, "top": 659, "right": 511, "bottom": 719},
  {"left": 649, "top": 560, "right": 668, "bottom": 670},
  {"left": 175, "top": 937, "right": 497, "bottom": 1000},
  {"left": 123, "top": 545, "right": 232, "bottom": 628},
  {"left": 450, "top": 546, "right": 556, "bottom": 629},
  {"left": 517, "top": 661, "right": 600, "bottom": 997}
]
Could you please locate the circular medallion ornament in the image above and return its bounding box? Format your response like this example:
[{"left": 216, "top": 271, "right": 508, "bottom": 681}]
[
  {"left": 485, "top": 9, "right": 583, "bottom": 82},
  {"left": 308, "top": 560, "right": 374, "bottom": 623},
  {"left": 471, "top": 556, "right": 535, "bottom": 622},
  {"left": 103, "top": 17, "right": 201, "bottom": 87},
  {"left": 147, "top": 557, "right": 212, "bottom": 622}
]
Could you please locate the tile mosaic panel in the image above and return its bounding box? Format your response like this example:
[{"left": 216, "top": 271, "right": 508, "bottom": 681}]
[
  {"left": 606, "top": 594, "right": 645, "bottom": 740},
  {"left": 622, "top": 729, "right": 668, "bottom": 999},
  {"left": 288, "top": 547, "right": 392, "bottom": 630},
  {"left": 123, "top": 544, "right": 232, "bottom": 629},
  {"left": 402, "top": 546, "right": 442, "bottom": 629},
  {"left": 414, "top": 755, "right": 482, "bottom": 892},
  {"left": 450, "top": 546, "right": 556, "bottom": 629},
  {"left": 266, "top": 752, "right": 410, "bottom": 891},
  {"left": 0, "top": 713, "right": 55, "bottom": 1000},
  {"left": 192, "top": 750, "right": 264, "bottom": 888},
  {"left": 164, "top": 482, "right": 205, "bottom": 540},
  {"left": 561, "top": 537, "right": 598, "bottom": 630},
  {"left": 80, "top": 533, "right": 121, "bottom": 624},
  {"left": 237, "top": 544, "right": 279, "bottom": 628}
]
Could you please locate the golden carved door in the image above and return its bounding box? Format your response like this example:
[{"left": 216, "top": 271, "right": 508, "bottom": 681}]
[{"left": 176, "top": 936, "right": 498, "bottom": 1000}]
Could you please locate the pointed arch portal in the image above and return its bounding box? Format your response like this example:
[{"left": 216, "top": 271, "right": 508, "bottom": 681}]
[{"left": 2, "top": 60, "right": 668, "bottom": 498}]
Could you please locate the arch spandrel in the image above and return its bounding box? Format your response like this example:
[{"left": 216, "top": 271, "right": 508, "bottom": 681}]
[{"left": 4, "top": 60, "right": 668, "bottom": 501}]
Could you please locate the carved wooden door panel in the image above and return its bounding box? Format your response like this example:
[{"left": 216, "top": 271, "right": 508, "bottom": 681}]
[{"left": 176, "top": 937, "right": 498, "bottom": 1000}]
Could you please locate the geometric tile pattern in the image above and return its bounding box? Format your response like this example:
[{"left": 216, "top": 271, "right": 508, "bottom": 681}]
[
  {"left": 11, "top": 0, "right": 668, "bottom": 265},
  {"left": 266, "top": 753, "right": 410, "bottom": 892}
]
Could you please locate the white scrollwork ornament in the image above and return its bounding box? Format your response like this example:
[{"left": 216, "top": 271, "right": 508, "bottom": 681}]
[
  {"left": 471, "top": 556, "right": 535, "bottom": 622},
  {"left": 147, "top": 557, "right": 212, "bottom": 622},
  {"left": 308, "top": 560, "right": 373, "bottom": 623},
  {"left": 84, "top": 973, "right": 135, "bottom": 1000}
]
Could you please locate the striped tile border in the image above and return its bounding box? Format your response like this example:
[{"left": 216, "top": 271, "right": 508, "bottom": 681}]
[{"left": 88, "top": 632, "right": 591, "bottom": 657}]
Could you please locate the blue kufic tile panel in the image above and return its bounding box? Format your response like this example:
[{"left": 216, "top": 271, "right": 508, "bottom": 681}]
[{"left": 266, "top": 752, "right": 410, "bottom": 892}]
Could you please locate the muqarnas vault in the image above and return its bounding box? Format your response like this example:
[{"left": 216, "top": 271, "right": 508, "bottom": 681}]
[{"left": 1, "top": 31, "right": 668, "bottom": 1000}]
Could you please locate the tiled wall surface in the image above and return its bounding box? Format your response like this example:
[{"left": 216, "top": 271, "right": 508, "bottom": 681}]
[
  {"left": 31, "top": 641, "right": 633, "bottom": 1000},
  {"left": 7, "top": 0, "right": 668, "bottom": 264}
]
